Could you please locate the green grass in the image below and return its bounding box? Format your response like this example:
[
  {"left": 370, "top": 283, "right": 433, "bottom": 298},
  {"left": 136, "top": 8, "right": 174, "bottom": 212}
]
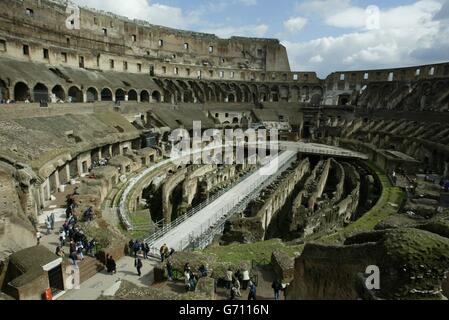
[
  {"left": 202, "top": 239, "right": 304, "bottom": 266},
  {"left": 320, "top": 162, "right": 405, "bottom": 244}
]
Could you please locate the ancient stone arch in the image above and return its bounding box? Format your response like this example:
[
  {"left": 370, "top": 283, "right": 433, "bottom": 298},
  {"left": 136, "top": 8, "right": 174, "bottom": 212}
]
[
  {"left": 152, "top": 90, "right": 162, "bottom": 102},
  {"left": 128, "top": 89, "right": 138, "bottom": 101},
  {"left": 115, "top": 88, "right": 126, "bottom": 101},
  {"left": 271, "top": 85, "right": 280, "bottom": 102},
  {"left": 291, "top": 86, "right": 300, "bottom": 102},
  {"left": 51, "top": 85, "right": 65, "bottom": 101},
  {"left": 0, "top": 79, "right": 9, "bottom": 101},
  {"left": 33, "top": 83, "right": 49, "bottom": 102},
  {"left": 101, "top": 88, "right": 113, "bottom": 101},
  {"left": 140, "top": 90, "right": 150, "bottom": 102},
  {"left": 68, "top": 86, "right": 83, "bottom": 102},
  {"left": 86, "top": 87, "right": 98, "bottom": 102},
  {"left": 279, "top": 85, "right": 289, "bottom": 102},
  {"left": 14, "top": 81, "right": 30, "bottom": 101}
]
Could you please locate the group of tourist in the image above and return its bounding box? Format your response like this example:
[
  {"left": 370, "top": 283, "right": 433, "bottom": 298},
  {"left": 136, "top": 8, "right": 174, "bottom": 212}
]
[
  {"left": 225, "top": 268, "right": 255, "bottom": 300},
  {"left": 160, "top": 243, "right": 175, "bottom": 262},
  {"left": 53, "top": 191, "right": 98, "bottom": 267},
  {"left": 90, "top": 157, "right": 111, "bottom": 170},
  {"left": 128, "top": 239, "right": 152, "bottom": 259}
]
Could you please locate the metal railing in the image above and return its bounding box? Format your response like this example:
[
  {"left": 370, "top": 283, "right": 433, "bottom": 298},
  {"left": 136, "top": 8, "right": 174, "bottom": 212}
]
[
  {"left": 144, "top": 169, "right": 255, "bottom": 245},
  {"left": 186, "top": 152, "right": 297, "bottom": 251},
  {"left": 146, "top": 151, "right": 297, "bottom": 253}
]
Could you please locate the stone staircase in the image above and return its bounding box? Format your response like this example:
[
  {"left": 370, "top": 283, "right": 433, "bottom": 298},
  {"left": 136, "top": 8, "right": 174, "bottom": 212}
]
[{"left": 78, "top": 256, "right": 104, "bottom": 284}]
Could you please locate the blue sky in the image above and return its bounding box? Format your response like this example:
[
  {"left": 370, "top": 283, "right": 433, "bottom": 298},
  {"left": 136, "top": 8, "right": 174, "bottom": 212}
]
[{"left": 73, "top": 0, "right": 449, "bottom": 77}]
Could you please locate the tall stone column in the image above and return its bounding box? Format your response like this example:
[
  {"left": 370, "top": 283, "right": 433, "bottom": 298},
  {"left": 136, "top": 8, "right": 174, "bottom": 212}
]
[{"left": 65, "top": 163, "right": 71, "bottom": 182}]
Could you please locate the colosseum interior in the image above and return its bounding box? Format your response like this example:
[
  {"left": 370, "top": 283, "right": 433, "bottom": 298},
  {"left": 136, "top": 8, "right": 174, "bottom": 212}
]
[{"left": 0, "top": 0, "right": 449, "bottom": 302}]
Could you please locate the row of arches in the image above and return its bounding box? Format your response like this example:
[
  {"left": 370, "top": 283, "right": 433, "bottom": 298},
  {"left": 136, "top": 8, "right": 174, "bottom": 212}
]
[
  {"left": 1, "top": 78, "right": 324, "bottom": 106},
  {"left": 3, "top": 81, "right": 163, "bottom": 103},
  {"left": 156, "top": 78, "right": 325, "bottom": 105}
]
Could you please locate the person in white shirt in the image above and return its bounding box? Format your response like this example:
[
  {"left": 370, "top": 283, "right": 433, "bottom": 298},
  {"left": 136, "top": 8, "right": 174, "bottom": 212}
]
[{"left": 242, "top": 269, "right": 250, "bottom": 290}]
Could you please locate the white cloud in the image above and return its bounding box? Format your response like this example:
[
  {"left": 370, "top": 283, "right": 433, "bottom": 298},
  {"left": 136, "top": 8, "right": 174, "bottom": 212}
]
[
  {"left": 238, "top": 0, "right": 257, "bottom": 5},
  {"left": 309, "top": 55, "right": 323, "bottom": 63},
  {"left": 284, "top": 16, "right": 308, "bottom": 33},
  {"left": 283, "top": 0, "right": 445, "bottom": 77}
]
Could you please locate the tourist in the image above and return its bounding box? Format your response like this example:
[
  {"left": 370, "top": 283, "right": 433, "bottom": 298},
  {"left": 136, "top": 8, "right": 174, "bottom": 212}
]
[
  {"left": 184, "top": 269, "right": 191, "bottom": 292},
  {"left": 135, "top": 258, "right": 143, "bottom": 276},
  {"left": 233, "top": 278, "right": 241, "bottom": 297},
  {"left": 189, "top": 272, "right": 197, "bottom": 291},
  {"left": 272, "top": 279, "right": 283, "bottom": 300},
  {"left": 83, "top": 206, "right": 94, "bottom": 221},
  {"left": 65, "top": 206, "right": 72, "bottom": 219},
  {"left": 133, "top": 240, "right": 141, "bottom": 257},
  {"left": 166, "top": 260, "right": 173, "bottom": 281},
  {"left": 59, "top": 229, "right": 66, "bottom": 246},
  {"left": 86, "top": 239, "right": 97, "bottom": 256},
  {"left": 128, "top": 239, "right": 134, "bottom": 256},
  {"left": 106, "top": 255, "right": 116, "bottom": 274},
  {"left": 143, "top": 243, "right": 150, "bottom": 259},
  {"left": 226, "top": 268, "right": 233, "bottom": 290},
  {"left": 184, "top": 263, "right": 191, "bottom": 273},
  {"left": 50, "top": 212, "right": 55, "bottom": 230},
  {"left": 69, "top": 240, "right": 76, "bottom": 254},
  {"left": 36, "top": 231, "right": 42, "bottom": 245},
  {"left": 248, "top": 281, "right": 257, "bottom": 300},
  {"left": 76, "top": 243, "right": 84, "bottom": 260},
  {"left": 230, "top": 285, "right": 239, "bottom": 300},
  {"left": 160, "top": 243, "right": 169, "bottom": 262},
  {"left": 198, "top": 264, "right": 208, "bottom": 277},
  {"left": 282, "top": 282, "right": 290, "bottom": 300},
  {"left": 241, "top": 268, "right": 250, "bottom": 290},
  {"left": 45, "top": 218, "right": 52, "bottom": 235},
  {"left": 70, "top": 251, "right": 79, "bottom": 268},
  {"left": 55, "top": 246, "right": 65, "bottom": 257}
]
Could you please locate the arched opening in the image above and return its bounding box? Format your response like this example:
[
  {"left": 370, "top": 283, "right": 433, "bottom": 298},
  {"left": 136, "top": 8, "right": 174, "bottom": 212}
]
[
  {"left": 86, "top": 87, "right": 98, "bottom": 102},
  {"left": 291, "top": 86, "right": 300, "bottom": 102},
  {"left": 33, "top": 83, "right": 49, "bottom": 102},
  {"left": 128, "top": 89, "right": 138, "bottom": 101},
  {"left": 0, "top": 79, "right": 9, "bottom": 102},
  {"left": 68, "top": 86, "right": 83, "bottom": 102},
  {"left": 101, "top": 88, "right": 113, "bottom": 101},
  {"left": 339, "top": 94, "right": 350, "bottom": 106},
  {"left": 51, "top": 85, "right": 65, "bottom": 102},
  {"left": 140, "top": 90, "right": 150, "bottom": 102},
  {"left": 14, "top": 82, "right": 30, "bottom": 101},
  {"left": 310, "top": 94, "right": 322, "bottom": 106},
  {"left": 232, "top": 117, "right": 239, "bottom": 124},
  {"left": 302, "top": 86, "right": 310, "bottom": 102},
  {"left": 163, "top": 90, "right": 173, "bottom": 103},
  {"left": 115, "top": 89, "right": 126, "bottom": 102},
  {"left": 152, "top": 90, "right": 161, "bottom": 102},
  {"left": 228, "top": 94, "right": 235, "bottom": 103},
  {"left": 183, "top": 91, "right": 194, "bottom": 103}
]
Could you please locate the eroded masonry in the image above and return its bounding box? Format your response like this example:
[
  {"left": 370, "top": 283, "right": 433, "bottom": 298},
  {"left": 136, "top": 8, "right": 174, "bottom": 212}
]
[{"left": 0, "top": 0, "right": 448, "bottom": 301}]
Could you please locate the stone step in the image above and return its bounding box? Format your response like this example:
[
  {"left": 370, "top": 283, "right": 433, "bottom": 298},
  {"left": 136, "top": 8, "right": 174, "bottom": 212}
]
[{"left": 78, "top": 257, "right": 104, "bottom": 284}]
